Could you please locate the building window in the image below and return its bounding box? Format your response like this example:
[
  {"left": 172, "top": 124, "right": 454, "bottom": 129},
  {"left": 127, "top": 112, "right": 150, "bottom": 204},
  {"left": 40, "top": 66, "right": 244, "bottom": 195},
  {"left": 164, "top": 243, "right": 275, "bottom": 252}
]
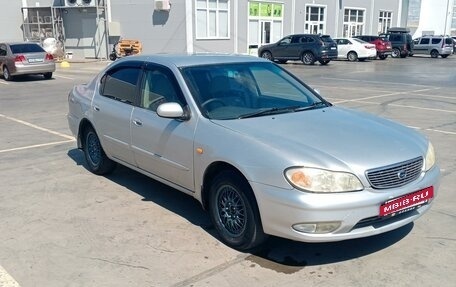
[
  {"left": 378, "top": 11, "right": 392, "bottom": 34},
  {"left": 451, "top": 4, "right": 456, "bottom": 35},
  {"left": 248, "top": 2, "right": 284, "bottom": 47},
  {"left": 305, "top": 5, "right": 326, "bottom": 34},
  {"left": 196, "top": 0, "right": 229, "bottom": 39},
  {"left": 343, "top": 8, "right": 365, "bottom": 37}
]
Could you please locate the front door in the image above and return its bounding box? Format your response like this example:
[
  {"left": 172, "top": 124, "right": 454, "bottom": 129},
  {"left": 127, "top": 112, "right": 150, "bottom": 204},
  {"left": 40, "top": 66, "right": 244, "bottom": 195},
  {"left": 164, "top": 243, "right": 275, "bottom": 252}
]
[
  {"left": 130, "top": 65, "right": 195, "bottom": 191},
  {"left": 260, "top": 21, "right": 272, "bottom": 45}
]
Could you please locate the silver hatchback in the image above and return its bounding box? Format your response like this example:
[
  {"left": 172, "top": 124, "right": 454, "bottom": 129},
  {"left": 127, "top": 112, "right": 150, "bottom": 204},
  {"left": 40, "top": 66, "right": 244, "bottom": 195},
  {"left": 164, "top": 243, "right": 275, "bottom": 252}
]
[
  {"left": 67, "top": 54, "right": 440, "bottom": 250},
  {"left": 412, "top": 36, "right": 454, "bottom": 58},
  {"left": 0, "top": 42, "right": 56, "bottom": 81}
]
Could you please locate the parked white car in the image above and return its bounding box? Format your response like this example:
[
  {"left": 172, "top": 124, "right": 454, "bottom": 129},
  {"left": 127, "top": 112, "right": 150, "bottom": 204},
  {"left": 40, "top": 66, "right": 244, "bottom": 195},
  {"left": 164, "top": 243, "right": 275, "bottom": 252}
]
[{"left": 334, "top": 38, "right": 377, "bottom": 61}]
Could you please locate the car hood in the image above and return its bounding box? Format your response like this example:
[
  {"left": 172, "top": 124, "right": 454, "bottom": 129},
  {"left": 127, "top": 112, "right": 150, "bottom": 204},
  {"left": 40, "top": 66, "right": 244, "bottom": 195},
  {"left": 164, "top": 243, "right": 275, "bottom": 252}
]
[{"left": 211, "top": 106, "right": 427, "bottom": 173}]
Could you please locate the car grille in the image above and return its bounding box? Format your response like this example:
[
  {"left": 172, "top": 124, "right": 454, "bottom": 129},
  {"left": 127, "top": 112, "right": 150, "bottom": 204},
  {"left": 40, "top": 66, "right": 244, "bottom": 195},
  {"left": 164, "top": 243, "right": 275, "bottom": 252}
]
[{"left": 366, "top": 157, "right": 423, "bottom": 189}]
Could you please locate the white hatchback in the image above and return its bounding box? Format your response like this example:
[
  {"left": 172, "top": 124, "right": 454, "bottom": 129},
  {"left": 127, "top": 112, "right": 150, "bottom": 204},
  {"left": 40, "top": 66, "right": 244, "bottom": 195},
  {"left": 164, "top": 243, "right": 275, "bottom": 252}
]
[{"left": 334, "top": 38, "right": 377, "bottom": 62}]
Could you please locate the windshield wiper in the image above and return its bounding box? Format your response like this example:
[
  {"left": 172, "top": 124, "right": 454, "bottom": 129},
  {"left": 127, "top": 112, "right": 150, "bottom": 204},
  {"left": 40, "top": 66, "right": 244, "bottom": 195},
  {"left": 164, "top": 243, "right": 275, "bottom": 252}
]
[
  {"left": 292, "top": 101, "right": 328, "bottom": 111},
  {"left": 238, "top": 102, "right": 327, "bottom": 119}
]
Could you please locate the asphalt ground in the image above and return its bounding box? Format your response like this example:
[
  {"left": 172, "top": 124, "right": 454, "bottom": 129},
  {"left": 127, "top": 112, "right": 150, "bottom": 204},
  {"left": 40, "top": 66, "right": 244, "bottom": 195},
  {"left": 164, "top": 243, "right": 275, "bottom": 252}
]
[{"left": 0, "top": 55, "right": 455, "bottom": 287}]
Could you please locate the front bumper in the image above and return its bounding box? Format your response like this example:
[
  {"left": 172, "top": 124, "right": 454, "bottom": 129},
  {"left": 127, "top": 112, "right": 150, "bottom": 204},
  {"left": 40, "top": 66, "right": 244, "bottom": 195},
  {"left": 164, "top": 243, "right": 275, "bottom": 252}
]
[{"left": 251, "top": 166, "right": 440, "bottom": 243}]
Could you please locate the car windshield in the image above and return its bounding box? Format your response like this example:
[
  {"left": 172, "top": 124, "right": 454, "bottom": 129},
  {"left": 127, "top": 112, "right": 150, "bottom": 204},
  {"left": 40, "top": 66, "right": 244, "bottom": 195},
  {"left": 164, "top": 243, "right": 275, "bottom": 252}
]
[
  {"left": 10, "top": 44, "right": 44, "bottom": 54},
  {"left": 181, "top": 62, "right": 328, "bottom": 120}
]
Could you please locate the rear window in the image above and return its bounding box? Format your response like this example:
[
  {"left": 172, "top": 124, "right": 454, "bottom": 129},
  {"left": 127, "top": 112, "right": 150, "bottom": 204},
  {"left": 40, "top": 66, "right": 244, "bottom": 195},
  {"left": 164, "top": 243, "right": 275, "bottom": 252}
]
[
  {"left": 445, "top": 38, "right": 453, "bottom": 45},
  {"left": 320, "top": 36, "right": 334, "bottom": 43},
  {"left": 10, "top": 43, "right": 44, "bottom": 54}
]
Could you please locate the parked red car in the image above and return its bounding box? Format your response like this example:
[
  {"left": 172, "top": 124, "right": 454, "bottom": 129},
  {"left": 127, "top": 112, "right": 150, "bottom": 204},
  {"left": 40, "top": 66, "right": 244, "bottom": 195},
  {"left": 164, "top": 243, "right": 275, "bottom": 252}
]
[{"left": 354, "top": 35, "right": 392, "bottom": 60}]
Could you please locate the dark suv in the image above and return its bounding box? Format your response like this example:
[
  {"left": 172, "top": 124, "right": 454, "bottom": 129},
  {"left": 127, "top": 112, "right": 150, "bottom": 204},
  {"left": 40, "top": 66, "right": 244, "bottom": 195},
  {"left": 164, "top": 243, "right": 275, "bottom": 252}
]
[
  {"left": 354, "top": 35, "right": 392, "bottom": 60},
  {"left": 379, "top": 27, "right": 414, "bottom": 58},
  {"left": 258, "top": 34, "right": 338, "bottom": 65}
]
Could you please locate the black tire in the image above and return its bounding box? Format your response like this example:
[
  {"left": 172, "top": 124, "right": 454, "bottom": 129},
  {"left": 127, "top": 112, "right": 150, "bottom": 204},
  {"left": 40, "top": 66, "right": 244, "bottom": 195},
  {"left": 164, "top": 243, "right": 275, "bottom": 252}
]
[
  {"left": 43, "top": 72, "right": 53, "bottom": 79},
  {"left": 391, "top": 48, "right": 401, "bottom": 58},
  {"left": 400, "top": 52, "right": 407, "bottom": 58},
  {"left": 318, "top": 59, "right": 330, "bottom": 65},
  {"left": 83, "top": 127, "right": 116, "bottom": 175},
  {"left": 379, "top": 55, "right": 388, "bottom": 60},
  {"left": 441, "top": 54, "right": 449, "bottom": 58},
  {"left": 208, "top": 170, "right": 267, "bottom": 251},
  {"left": 430, "top": 50, "right": 439, "bottom": 58},
  {"left": 109, "top": 53, "right": 117, "bottom": 61},
  {"left": 260, "top": 51, "right": 273, "bottom": 61},
  {"left": 301, "top": 52, "right": 315, "bottom": 65},
  {"left": 347, "top": 51, "right": 358, "bottom": 62},
  {"left": 3, "top": 66, "right": 12, "bottom": 81}
]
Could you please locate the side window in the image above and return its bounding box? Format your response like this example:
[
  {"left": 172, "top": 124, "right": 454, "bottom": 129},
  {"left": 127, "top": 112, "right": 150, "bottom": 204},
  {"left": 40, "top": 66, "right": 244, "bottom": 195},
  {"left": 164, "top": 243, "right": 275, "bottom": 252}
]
[
  {"left": 431, "top": 38, "right": 441, "bottom": 45},
  {"left": 280, "top": 36, "right": 292, "bottom": 45},
  {"left": 100, "top": 67, "right": 140, "bottom": 105},
  {"left": 389, "top": 34, "right": 400, "bottom": 42},
  {"left": 420, "top": 38, "right": 430, "bottom": 45},
  {"left": 141, "top": 68, "right": 183, "bottom": 111},
  {"left": 0, "top": 45, "right": 6, "bottom": 56}
]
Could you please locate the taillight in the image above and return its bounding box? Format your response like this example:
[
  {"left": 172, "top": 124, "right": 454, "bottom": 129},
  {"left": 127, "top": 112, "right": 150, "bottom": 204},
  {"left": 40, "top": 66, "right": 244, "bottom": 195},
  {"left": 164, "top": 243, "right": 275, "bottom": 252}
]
[
  {"left": 45, "top": 53, "right": 54, "bottom": 60},
  {"left": 15, "top": 55, "right": 26, "bottom": 62}
]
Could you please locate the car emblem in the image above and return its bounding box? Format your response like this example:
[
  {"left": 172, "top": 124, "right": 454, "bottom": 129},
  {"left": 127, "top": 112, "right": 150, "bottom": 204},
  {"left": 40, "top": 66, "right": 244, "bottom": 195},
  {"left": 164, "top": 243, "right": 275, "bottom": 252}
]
[{"left": 397, "top": 170, "right": 407, "bottom": 180}]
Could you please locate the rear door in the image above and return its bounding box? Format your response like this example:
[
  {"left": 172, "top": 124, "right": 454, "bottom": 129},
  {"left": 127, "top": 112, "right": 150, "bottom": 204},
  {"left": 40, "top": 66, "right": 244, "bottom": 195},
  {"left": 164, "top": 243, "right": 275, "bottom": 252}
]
[{"left": 92, "top": 61, "right": 142, "bottom": 165}]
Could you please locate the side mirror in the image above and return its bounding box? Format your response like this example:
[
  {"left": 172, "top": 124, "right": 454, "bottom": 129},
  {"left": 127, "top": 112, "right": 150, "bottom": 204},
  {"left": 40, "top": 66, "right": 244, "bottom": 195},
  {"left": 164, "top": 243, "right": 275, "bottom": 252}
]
[{"left": 157, "top": 102, "right": 190, "bottom": 120}]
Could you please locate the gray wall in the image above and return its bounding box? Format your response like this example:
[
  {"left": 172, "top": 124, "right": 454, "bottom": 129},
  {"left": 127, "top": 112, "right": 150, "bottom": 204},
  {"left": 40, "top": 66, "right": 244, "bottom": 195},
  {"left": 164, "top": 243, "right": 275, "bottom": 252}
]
[
  {"left": 110, "top": 0, "right": 188, "bottom": 54},
  {"left": 0, "top": 1, "right": 25, "bottom": 41}
]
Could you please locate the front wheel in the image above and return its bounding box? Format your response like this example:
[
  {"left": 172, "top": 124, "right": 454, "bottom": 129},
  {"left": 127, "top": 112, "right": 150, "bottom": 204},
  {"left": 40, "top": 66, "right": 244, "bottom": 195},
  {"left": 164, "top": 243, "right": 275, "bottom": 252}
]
[
  {"left": 208, "top": 170, "right": 267, "bottom": 251},
  {"left": 391, "top": 48, "right": 401, "bottom": 58},
  {"left": 347, "top": 51, "right": 358, "bottom": 62},
  {"left": 83, "top": 127, "right": 116, "bottom": 175},
  {"left": 301, "top": 52, "right": 315, "bottom": 65},
  {"left": 260, "top": 51, "right": 273, "bottom": 61}
]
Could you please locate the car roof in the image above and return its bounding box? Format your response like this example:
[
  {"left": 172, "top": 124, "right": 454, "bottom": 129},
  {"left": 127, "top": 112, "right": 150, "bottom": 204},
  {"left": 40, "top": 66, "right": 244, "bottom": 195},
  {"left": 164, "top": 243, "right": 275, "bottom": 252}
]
[
  {"left": 115, "top": 53, "right": 270, "bottom": 68},
  {"left": 1, "top": 42, "right": 41, "bottom": 46}
]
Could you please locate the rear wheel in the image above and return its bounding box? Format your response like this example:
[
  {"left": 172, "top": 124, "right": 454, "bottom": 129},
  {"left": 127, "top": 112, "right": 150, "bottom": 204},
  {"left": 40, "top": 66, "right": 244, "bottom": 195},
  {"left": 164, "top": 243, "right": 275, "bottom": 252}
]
[
  {"left": 347, "top": 51, "right": 358, "bottom": 62},
  {"left": 260, "top": 51, "right": 273, "bottom": 61},
  {"left": 43, "top": 72, "right": 53, "bottom": 79},
  {"left": 208, "top": 170, "right": 267, "bottom": 251},
  {"left": 318, "top": 59, "right": 330, "bottom": 65},
  {"left": 391, "top": 48, "right": 401, "bottom": 58},
  {"left": 379, "top": 55, "right": 388, "bottom": 60},
  {"left": 3, "top": 66, "right": 12, "bottom": 81},
  {"left": 301, "top": 52, "right": 315, "bottom": 65},
  {"left": 430, "top": 50, "right": 439, "bottom": 58},
  {"left": 83, "top": 127, "right": 116, "bottom": 175}
]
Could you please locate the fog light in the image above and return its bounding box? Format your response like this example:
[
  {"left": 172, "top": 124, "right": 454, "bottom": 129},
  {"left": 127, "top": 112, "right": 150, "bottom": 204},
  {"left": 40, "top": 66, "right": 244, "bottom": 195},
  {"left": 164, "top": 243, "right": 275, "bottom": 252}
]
[{"left": 292, "top": 222, "right": 341, "bottom": 234}]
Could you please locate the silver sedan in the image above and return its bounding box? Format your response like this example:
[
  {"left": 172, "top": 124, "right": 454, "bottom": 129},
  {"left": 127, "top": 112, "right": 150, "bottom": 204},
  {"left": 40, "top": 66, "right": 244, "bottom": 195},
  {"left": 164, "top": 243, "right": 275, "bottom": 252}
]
[
  {"left": 67, "top": 54, "right": 439, "bottom": 250},
  {"left": 0, "top": 42, "right": 56, "bottom": 81}
]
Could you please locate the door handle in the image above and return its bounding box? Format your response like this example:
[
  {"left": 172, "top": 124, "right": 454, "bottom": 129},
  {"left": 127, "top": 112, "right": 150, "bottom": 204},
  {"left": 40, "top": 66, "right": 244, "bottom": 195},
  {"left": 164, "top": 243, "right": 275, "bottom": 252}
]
[
  {"left": 93, "top": 106, "right": 100, "bottom": 111},
  {"left": 133, "top": 119, "right": 143, "bottom": 126}
]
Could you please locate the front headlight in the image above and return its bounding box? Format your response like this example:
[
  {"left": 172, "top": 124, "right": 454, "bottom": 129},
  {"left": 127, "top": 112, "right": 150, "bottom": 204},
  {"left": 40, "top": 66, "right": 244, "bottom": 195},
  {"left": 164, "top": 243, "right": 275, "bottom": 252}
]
[
  {"left": 424, "top": 142, "right": 436, "bottom": 171},
  {"left": 285, "top": 167, "right": 364, "bottom": 193}
]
